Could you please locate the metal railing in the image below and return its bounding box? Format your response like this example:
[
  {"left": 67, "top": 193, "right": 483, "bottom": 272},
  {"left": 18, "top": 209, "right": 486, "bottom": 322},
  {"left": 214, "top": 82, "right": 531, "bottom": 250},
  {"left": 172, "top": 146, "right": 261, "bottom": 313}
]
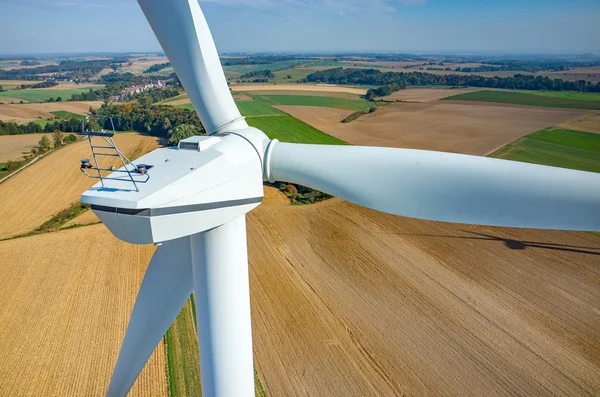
[{"left": 79, "top": 115, "right": 149, "bottom": 192}]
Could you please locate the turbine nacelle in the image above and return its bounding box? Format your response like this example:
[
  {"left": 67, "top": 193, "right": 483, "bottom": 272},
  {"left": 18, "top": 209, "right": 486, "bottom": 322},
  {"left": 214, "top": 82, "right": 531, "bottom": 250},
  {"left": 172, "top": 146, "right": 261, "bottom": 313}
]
[{"left": 81, "top": 128, "right": 269, "bottom": 244}]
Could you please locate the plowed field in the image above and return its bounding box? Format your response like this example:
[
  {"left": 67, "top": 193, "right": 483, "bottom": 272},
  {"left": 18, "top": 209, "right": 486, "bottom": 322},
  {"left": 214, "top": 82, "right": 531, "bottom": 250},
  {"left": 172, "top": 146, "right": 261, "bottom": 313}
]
[{"left": 278, "top": 102, "right": 591, "bottom": 155}]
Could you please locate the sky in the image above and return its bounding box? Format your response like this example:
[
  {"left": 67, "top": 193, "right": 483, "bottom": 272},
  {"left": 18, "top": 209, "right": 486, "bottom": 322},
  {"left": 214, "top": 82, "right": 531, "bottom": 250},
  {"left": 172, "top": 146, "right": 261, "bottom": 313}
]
[{"left": 0, "top": 0, "right": 599, "bottom": 55}]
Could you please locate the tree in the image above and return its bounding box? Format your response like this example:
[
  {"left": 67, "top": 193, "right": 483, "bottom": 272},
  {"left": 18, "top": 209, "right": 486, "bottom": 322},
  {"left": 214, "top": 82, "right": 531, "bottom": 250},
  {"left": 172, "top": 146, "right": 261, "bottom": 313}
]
[
  {"left": 65, "top": 134, "right": 78, "bottom": 143},
  {"left": 168, "top": 124, "right": 202, "bottom": 146},
  {"left": 52, "top": 130, "right": 64, "bottom": 147},
  {"left": 39, "top": 135, "right": 51, "bottom": 153}
]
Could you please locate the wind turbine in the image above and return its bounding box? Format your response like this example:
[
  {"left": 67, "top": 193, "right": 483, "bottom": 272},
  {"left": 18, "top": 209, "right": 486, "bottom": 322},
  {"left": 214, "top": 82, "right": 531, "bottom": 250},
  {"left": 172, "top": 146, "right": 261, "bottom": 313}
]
[{"left": 79, "top": 0, "right": 600, "bottom": 396}]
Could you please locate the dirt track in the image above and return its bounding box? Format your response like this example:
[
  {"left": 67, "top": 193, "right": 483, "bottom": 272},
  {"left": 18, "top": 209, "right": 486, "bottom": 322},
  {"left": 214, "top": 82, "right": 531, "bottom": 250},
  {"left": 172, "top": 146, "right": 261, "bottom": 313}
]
[
  {"left": 0, "top": 226, "right": 167, "bottom": 396},
  {"left": 249, "top": 200, "right": 600, "bottom": 396},
  {"left": 278, "top": 102, "right": 591, "bottom": 155}
]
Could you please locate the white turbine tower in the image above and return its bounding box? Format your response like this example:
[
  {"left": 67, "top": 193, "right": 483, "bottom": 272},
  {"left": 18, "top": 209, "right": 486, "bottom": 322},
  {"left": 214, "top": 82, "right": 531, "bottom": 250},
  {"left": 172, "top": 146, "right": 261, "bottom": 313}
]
[{"left": 79, "top": 0, "right": 600, "bottom": 396}]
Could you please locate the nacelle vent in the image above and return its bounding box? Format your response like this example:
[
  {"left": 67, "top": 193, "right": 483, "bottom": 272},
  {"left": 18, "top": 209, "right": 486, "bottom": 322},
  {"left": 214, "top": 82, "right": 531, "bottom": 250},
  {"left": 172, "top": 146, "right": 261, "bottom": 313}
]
[{"left": 178, "top": 135, "right": 221, "bottom": 151}]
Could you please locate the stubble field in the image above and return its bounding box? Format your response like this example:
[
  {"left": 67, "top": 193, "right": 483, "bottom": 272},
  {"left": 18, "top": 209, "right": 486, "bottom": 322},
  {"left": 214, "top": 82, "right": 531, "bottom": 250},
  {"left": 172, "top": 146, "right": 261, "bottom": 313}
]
[
  {"left": 0, "top": 101, "right": 102, "bottom": 124},
  {"left": 0, "top": 133, "right": 50, "bottom": 163},
  {"left": 1, "top": 84, "right": 600, "bottom": 397},
  {"left": 0, "top": 226, "right": 168, "bottom": 396},
  {"left": 0, "top": 133, "right": 158, "bottom": 240},
  {"left": 278, "top": 102, "right": 591, "bottom": 155}
]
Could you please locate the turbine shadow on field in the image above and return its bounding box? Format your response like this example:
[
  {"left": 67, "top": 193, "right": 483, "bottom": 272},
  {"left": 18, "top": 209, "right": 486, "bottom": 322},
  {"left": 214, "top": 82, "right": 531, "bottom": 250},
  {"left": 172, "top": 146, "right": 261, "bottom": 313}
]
[{"left": 407, "top": 231, "right": 600, "bottom": 256}]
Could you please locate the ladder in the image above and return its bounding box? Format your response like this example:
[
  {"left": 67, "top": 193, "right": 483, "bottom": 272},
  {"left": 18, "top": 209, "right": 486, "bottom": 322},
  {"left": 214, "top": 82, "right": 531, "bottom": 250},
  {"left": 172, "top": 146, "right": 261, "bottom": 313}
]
[{"left": 79, "top": 116, "right": 149, "bottom": 192}]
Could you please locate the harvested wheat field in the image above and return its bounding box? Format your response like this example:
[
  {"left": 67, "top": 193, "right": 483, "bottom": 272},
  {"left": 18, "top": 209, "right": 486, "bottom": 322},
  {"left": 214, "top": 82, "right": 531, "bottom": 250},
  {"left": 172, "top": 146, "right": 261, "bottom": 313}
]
[
  {"left": 382, "top": 88, "right": 481, "bottom": 102},
  {"left": 559, "top": 112, "right": 600, "bottom": 134},
  {"left": 0, "top": 133, "right": 49, "bottom": 163},
  {"left": 230, "top": 83, "right": 367, "bottom": 96},
  {"left": 62, "top": 209, "right": 100, "bottom": 228},
  {"left": 0, "top": 226, "right": 167, "bottom": 396},
  {"left": 0, "top": 133, "right": 158, "bottom": 239},
  {"left": 0, "top": 101, "right": 102, "bottom": 123},
  {"left": 0, "top": 80, "right": 41, "bottom": 90},
  {"left": 248, "top": 199, "right": 600, "bottom": 396},
  {"left": 278, "top": 102, "right": 591, "bottom": 155}
]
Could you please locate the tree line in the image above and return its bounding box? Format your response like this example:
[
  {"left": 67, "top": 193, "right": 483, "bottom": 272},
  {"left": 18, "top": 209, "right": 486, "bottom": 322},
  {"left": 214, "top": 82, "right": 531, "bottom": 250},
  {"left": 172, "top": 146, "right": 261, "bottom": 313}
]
[
  {"left": 144, "top": 62, "right": 171, "bottom": 73},
  {"left": 305, "top": 68, "right": 600, "bottom": 96},
  {"left": 94, "top": 102, "right": 203, "bottom": 140},
  {"left": 0, "top": 59, "right": 115, "bottom": 80}
]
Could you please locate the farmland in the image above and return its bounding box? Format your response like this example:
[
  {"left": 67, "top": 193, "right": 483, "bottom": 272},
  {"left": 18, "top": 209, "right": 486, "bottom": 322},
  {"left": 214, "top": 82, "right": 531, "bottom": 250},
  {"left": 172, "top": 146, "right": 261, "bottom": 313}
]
[
  {"left": 0, "top": 101, "right": 101, "bottom": 124},
  {"left": 279, "top": 101, "right": 591, "bottom": 155},
  {"left": 0, "top": 87, "right": 100, "bottom": 103},
  {"left": 0, "top": 133, "right": 49, "bottom": 163},
  {"left": 50, "top": 110, "right": 84, "bottom": 119},
  {"left": 1, "top": 54, "right": 600, "bottom": 397},
  {"left": 247, "top": 115, "right": 346, "bottom": 145},
  {"left": 0, "top": 226, "right": 168, "bottom": 396},
  {"left": 0, "top": 133, "right": 158, "bottom": 239},
  {"left": 444, "top": 90, "right": 600, "bottom": 110},
  {"left": 490, "top": 127, "right": 600, "bottom": 173},
  {"left": 249, "top": 94, "right": 372, "bottom": 111}
]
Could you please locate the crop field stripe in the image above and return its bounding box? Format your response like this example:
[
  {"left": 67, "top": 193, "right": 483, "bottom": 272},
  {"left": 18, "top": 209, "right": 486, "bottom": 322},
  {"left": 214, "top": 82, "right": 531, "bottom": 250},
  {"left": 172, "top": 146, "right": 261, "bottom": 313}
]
[
  {"left": 516, "top": 90, "right": 600, "bottom": 101},
  {"left": 249, "top": 94, "right": 371, "bottom": 111},
  {"left": 0, "top": 88, "right": 98, "bottom": 103},
  {"left": 50, "top": 110, "right": 85, "bottom": 119},
  {"left": 247, "top": 115, "right": 347, "bottom": 145},
  {"left": 236, "top": 101, "right": 286, "bottom": 117},
  {"left": 489, "top": 127, "right": 600, "bottom": 173},
  {"left": 165, "top": 300, "right": 202, "bottom": 397},
  {"left": 443, "top": 90, "right": 600, "bottom": 110}
]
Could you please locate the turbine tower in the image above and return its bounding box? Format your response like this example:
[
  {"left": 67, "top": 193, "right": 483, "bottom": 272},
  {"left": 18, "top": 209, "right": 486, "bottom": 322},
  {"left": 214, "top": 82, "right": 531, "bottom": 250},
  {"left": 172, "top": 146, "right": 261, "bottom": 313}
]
[{"left": 79, "top": 0, "right": 600, "bottom": 396}]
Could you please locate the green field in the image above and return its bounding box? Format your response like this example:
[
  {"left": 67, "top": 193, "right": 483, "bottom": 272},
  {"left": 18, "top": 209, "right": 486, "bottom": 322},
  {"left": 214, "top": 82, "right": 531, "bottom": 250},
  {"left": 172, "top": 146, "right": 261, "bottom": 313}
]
[
  {"left": 271, "top": 68, "right": 314, "bottom": 83},
  {"left": 250, "top": 94, "right": 372, "bottom": 111},
  {"left": 516, "top": 90, "right": 600, "bottom": 101},
  {"left": 444, "top": 90, "right": 600, "bottom": 110},
  {"left": 165, "top": 300, "right": 202, "bottom": 397},
  {"left": 49, "top": 110, "right": 84, "bottom": 119},
  {"left": 490, "top": 127, "right": 600, "bottom": 173},
  {"left": 159, "top": 94, "right": 188, "bottom": 104},
  {"left": 247, "top": 115, "right": 346, "bottom": 145},
  {"left": 236, "top": 101, "right": 286, "bottom": 117},
  {"left": 223, "top": 60, "right": 306, "bottom": 75},
  {"left": 0, "top": 88, "right": 96, "bottom": 103}
]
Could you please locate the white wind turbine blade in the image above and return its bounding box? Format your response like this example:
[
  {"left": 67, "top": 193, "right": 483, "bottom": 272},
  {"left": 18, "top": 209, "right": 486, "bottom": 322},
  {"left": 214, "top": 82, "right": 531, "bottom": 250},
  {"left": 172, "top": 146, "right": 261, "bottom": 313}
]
[
  {"left": 106, "top": 237, "right": 193, "bottom": 397},
  {"left": 137, "top": 0, "right": 247, "bottom": 134},
  {"left": 268, "top": 143, "right": 600, "bottom": 231}
]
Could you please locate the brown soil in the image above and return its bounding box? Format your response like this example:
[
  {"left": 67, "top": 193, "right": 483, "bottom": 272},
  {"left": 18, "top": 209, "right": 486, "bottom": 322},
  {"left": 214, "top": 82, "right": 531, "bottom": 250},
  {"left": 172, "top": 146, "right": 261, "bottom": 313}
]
[
  {"left": 0, "top": 133, "right": 159, "bottom": 239},
  {"left": 559, "top": 112, "right": 600, "bottom": 134},
  {"left": 382, "top": 88, "right": 481, "bottom": 102},
  {"left": 0, "top": 101, "right": 103, "bottom": 123},
  {"left": 0, "top": 226, "right": 168, "bottom": 396},
  {"left": 0, "top": 133, "right": 50, "bottom": 162},
  {"left": 249, "top": 200, "right": 600, "bottom": 396},
  {"left": 278, "top": 102, "right": 591, "bottom": 155}
]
